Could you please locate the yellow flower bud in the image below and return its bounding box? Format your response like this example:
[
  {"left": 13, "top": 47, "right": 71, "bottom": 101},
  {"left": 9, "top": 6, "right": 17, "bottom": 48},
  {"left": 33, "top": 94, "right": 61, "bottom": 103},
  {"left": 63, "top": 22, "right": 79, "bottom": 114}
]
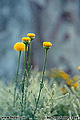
[
  {"left": 43, "top": 42, "right": 52, "bottom": 49},
  {"left": 22, "top": 37, "right": 31, "bottom": 44},
  {"left": 27, "top": 33, "right": 35, "bottom": 40}
]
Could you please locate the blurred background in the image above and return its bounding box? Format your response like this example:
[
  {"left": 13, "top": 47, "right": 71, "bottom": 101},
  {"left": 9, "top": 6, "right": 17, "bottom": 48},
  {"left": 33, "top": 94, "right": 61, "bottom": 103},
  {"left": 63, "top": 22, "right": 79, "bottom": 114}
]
[{"left": 0, "top": 0, "right": 80, "bottom": 81}]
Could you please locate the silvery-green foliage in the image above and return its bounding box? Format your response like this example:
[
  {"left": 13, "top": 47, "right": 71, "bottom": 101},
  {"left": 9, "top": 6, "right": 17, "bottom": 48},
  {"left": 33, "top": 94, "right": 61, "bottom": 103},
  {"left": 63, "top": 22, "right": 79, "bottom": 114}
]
[{"left": 0, "top": 68, "right": 80, "bottom": 119}]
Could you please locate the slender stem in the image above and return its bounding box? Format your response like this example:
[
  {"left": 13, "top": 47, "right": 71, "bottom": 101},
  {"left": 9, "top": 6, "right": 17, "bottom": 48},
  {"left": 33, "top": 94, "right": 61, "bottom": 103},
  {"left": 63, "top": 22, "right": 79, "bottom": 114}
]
[
  {"left": 21, "top": 44, "right": 27, "bottom": 110},
  {"left": 13, "top": 51, "right": 21, "bottom": 107},
  {"left": 27, "top": 41, "right": 32, "bottom": 87},
  {"left": 24, "top": 44, "right": 27, "bottom": 73},
  {"left": 42, "top": 49, "right": 48, "bottom": 83},
  {"left": 24, "top": 42, "right": 32, "bottom": 110},
  {"left": 34, "top": 49, "right": 48, "bottom": 115}
]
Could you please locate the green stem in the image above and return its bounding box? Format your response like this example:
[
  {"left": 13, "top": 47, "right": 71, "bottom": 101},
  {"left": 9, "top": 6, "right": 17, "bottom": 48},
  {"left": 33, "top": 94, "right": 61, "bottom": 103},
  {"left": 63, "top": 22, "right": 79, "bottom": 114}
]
[
  {"left": 24, "top": 44, "right": 27, "bottom": 73},
  {"left": 21, "top": 44, "right": 27, "bottom": 109},
  {"left": 27, "top": 41, "right": 32, "bottom": 87},
  {"left": 24, "top": 42, "right": 32, "bottom": 110},
  {"left": 13, "top": 51, "right": 21, "bottom": 107},
  {"left": 34, "top": 49, "right": 48, "bottom": 115},
  {"left": 42, "top": 49, "right": 48, "bottom": 83}
]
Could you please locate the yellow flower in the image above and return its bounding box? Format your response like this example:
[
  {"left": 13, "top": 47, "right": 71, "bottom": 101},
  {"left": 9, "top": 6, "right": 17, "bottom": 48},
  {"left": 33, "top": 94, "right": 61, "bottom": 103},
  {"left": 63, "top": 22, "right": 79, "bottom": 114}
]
[
  {"left": 43, "top": 42, "right": 52, "bottom": 49},
  {"left": 22, "top": 37, "right": 31, "bottom": 44},
  {"left": 66, "top": 79, "right": 72, "bottom": 86},
  {"left": 27, "top": 33, "right": 35, "bottom": 40},
  {"left": 78, "top": 66, "right": 80, "bottom": 70},
  {"left": 73, "top": 82, "right": 78, "bottom": 90},
  {"left": 14, "top": 42, "right": 28, "bottom": 52},
  {"left": 27, "top": 33, "right": 35, "bottom": 37}
]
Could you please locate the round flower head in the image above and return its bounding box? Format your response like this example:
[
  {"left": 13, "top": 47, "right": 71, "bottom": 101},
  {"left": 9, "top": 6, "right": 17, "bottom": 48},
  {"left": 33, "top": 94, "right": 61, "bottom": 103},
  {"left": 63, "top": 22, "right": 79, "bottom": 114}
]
[
  {"left": 43, "top": 42, "right": 52, "bottom": 49},
  {"left": 14, "top": 42, "right": 28, "bottom": 52},
  {"left": 27, "top": 33, "right": 35, "bottom": 40},
  {"left": 78, "top": 66, "right": 80, "bottom": 71},
  {"left": 22, "top": 37, "right": 31, "bottom": 44}
]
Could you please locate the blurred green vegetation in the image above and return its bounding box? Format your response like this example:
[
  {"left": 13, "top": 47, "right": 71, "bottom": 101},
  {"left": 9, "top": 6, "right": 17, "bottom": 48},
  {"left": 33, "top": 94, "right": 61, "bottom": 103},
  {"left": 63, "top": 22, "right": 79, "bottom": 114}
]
[{"left": 0, "top": 68, "right": 80, "bottom": 119}]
